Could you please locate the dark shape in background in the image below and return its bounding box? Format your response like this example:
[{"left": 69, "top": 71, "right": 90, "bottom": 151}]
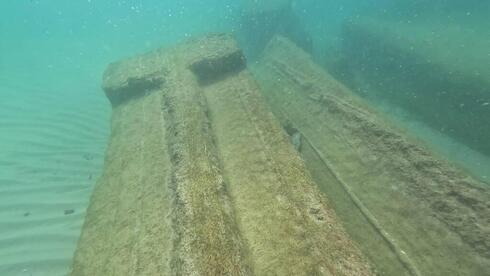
[{"left": 237, "top": 0, "right": 312, "bottom": 60}]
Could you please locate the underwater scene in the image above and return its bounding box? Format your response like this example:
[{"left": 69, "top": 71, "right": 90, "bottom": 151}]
[{"left": 0, "top": 1, "right": 489, "bottom": 275}]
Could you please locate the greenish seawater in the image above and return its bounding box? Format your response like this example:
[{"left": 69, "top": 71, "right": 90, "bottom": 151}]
[{"left": 1, "top": 1, "right": 488, "bottom": 275}]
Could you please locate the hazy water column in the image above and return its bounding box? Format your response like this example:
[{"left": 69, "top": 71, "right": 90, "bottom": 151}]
[{"left": 0, "top": 1, "right": 240, "bottom": 275}]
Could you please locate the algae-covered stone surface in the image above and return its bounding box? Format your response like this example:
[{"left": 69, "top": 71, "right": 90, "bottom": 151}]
[
  {"left": 70, "top": 34, "right": 373, "bottom": 275},
  {"left": 253, "top": 36, "right": 490, "bottom": 276}
]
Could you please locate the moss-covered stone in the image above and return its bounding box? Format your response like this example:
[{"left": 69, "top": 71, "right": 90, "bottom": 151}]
[
  {"left": 253, "top": 36, "right": 490, "bottom": 276},
  {"left": 70, "top": 34, "right": 373, "bottom": 276}
]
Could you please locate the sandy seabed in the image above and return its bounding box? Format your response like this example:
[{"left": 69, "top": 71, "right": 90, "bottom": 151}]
[{"left": 0, "top": 73, "right": 110, "bottom": 276}]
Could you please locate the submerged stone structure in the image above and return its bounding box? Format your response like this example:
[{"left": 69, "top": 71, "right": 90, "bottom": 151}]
[
  {"left": 336, "top": 17, "right": 490, "bottom": 156},
  {"left": 238, "top": 0, "right": 312, "bottom": 60},
  {"left": 253, "top": 36, "right": 490, "bottom": 276},
  {"left": 70, "top": 34, "right": 373, "bottom": 275}
]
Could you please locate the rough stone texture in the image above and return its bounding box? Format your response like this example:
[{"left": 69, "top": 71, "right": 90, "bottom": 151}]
[
  {"left": 188, "top": 41, "right": 246, "bottom": 85},
  {"left": 336, "top": 17, "right": 490, "bottom": 156},
  {"left": 102, "top": 34, "right": 246, "bottom": 104},
  {"left": 102, "top": 50, "right": 169, "bottom": 106},
  {"left": 253, "top": 36, "right": 490, "bottom": 276},
  {"left": 70, "top": 34, "right": 373, "bottom": 275}
]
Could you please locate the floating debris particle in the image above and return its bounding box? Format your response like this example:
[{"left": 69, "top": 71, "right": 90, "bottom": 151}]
[{"left": 64, "top": 209, "right": 75, "bottom": 215}]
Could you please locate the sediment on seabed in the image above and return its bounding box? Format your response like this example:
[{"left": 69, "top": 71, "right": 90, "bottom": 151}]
[{"left": 70, "top": 34, "right": 373, "bottom": 276}]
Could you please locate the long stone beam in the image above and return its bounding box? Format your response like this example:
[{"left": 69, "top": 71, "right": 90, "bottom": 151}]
[
  {"left": 70, "top": 34, "right": 373, "bottom": 276},
  {"left": 253, "top": 36, "right": 490, "bottom": 276},
  {"left": 337, "top": 18, "right": 490, "bottom": 156}
]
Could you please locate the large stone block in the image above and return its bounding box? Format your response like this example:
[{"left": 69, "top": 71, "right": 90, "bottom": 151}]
[
  {"left": 253, "top": 36, "right": 490, "bottom": 276},
  {"left": 336, "top": 17, "right": 490, "bottom": 156},
  {"left": 70, "top": 34, "right": 373, "bottom": 276},
  {"left": 102, "top": 34, "right": 246, "bottom": 105}
]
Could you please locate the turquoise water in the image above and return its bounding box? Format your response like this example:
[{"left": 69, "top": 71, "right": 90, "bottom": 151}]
[{"left": 1, "top": 1, "right": 489, "bottom": 275}]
